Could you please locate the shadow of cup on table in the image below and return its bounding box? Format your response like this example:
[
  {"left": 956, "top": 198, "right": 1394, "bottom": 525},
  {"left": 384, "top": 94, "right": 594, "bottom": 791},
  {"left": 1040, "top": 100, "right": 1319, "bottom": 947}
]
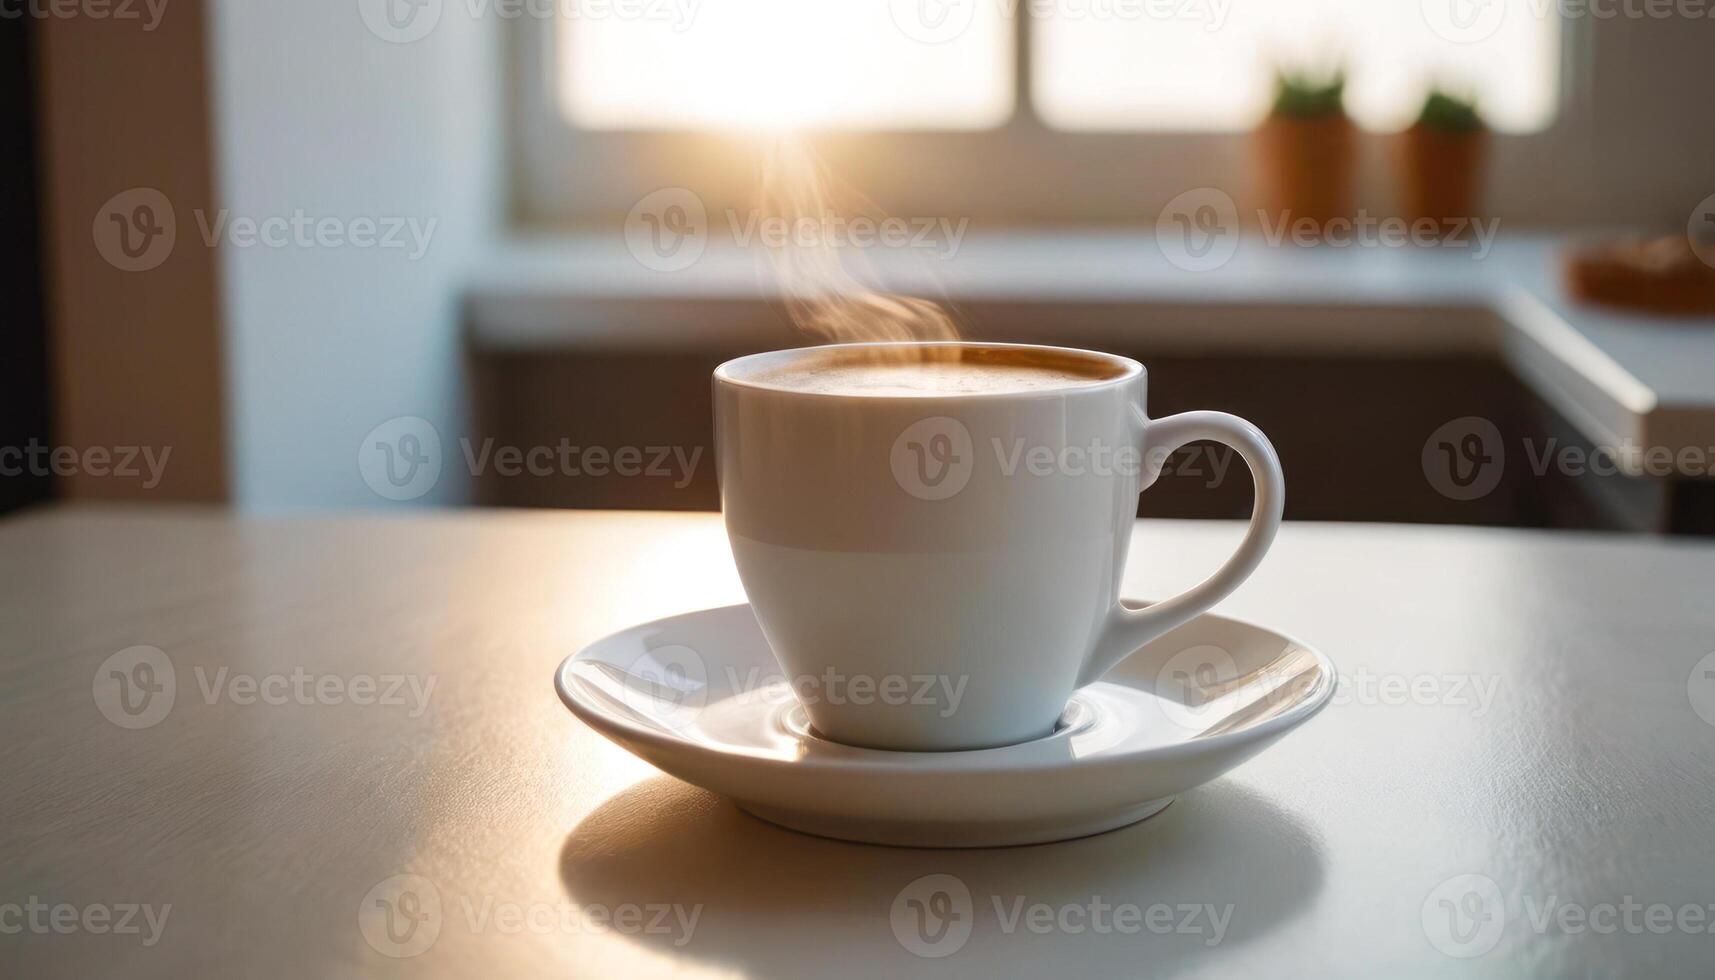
[{"left": 560, "top": 775, "right": 1325, "bottom": 977}]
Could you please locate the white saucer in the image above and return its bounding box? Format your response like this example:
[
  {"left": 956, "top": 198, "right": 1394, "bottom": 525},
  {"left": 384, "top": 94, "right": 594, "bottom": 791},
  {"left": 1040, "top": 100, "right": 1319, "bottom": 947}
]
[{"left": 556, "top": 603, "right": 1335, "bottom": 847}]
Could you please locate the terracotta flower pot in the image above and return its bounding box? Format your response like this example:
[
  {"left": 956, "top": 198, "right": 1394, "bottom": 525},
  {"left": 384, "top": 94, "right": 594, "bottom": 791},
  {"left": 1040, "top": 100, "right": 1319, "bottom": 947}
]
[
  {"left": 1399, "top": 124, "right": 1488, "bottom": 235},
  {"left": 1254, "top": 115, "right": 1356, "bottom": 237}
]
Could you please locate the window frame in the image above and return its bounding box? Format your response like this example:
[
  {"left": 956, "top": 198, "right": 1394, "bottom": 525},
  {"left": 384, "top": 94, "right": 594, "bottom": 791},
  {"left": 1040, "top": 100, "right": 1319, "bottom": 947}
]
[{"left": 510, "top": 8, "right": 1590, "bottom": 228}]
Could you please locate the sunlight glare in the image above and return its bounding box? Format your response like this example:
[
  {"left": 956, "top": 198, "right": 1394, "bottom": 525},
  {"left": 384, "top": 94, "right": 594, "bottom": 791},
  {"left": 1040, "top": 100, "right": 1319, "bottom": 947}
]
[{"left": 561, "top": 0, "right": 1012, "bottom": 130}]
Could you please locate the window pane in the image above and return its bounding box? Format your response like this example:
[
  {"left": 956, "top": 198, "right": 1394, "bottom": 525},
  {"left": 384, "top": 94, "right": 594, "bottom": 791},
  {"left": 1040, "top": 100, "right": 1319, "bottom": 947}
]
[
  {"left": 560, "top": 0, "right": 1012, "bottom": 130},
  {"left": 1033, "top": 0, "right": 1559, "bottom": 133}
]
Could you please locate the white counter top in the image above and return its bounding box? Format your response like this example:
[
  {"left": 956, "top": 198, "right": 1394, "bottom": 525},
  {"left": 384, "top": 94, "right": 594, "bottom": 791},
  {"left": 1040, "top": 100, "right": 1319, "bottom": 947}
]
[
  {"left": 468, "top": 233, "right": 1715, "bottom": 475},
  {"left": 8, "top": 508, "right": 1715, "bottom": 976}
]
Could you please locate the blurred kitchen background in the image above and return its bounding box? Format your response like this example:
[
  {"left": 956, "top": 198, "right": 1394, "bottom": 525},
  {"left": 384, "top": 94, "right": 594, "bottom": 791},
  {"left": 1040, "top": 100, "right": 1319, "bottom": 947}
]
[{"left": 5, "top": 0, "right": 1714, "bottom": 531}]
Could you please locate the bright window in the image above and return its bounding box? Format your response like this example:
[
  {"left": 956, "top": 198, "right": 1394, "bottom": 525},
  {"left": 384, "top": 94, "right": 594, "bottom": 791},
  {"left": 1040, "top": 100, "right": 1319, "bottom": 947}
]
[
  {"left": 557, "top": 0, "right": 1559, "bottom": 133},
  {"left": 1034, "top": 0, "right": 1561, "bottom": 132},
  {"left": 559, "top": 0, "right": 1013, "bottom": 129}
]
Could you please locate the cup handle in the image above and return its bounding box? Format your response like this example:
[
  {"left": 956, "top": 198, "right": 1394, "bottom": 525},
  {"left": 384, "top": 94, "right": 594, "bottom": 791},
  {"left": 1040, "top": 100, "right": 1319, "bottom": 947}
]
[{"left": 1076, "top": 410, "right": 1285, "bottom": 687}]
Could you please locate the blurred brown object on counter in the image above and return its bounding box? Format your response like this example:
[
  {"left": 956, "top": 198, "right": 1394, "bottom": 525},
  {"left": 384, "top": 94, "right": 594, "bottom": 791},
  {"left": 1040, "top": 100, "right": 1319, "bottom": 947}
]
[{"left": 1563, "top": 237, "right": 1715, "bottom": 316}]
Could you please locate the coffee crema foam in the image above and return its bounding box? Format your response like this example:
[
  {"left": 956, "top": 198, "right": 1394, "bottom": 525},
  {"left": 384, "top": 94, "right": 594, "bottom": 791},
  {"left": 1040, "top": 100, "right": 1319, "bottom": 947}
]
[{"left": 746, "top": 347, "right": 1124, "bottom": 397}]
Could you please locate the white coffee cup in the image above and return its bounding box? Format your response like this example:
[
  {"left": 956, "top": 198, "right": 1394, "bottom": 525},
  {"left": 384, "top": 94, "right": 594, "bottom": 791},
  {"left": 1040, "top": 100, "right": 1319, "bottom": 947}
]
[{"left": 714, "top": 341, "right": 1284, "bottom": 752}]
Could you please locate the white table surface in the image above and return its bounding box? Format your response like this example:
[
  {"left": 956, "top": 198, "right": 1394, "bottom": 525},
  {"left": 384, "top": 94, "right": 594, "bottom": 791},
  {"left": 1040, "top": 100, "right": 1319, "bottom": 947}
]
[{"left": 3, "top": 506, "right": 1714, "bottom": 977}]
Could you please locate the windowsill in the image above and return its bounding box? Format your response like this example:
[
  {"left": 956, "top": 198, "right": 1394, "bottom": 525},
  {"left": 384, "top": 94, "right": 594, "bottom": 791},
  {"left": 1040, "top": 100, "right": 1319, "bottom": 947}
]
[{"left": 467, "top": 232, "right": 1715, "bottom": 476}]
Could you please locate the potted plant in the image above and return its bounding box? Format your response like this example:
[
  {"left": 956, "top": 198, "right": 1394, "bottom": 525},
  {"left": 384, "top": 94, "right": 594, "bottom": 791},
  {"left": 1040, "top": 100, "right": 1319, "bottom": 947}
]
[
  {"left": 1255, "top": 67, "right": 1355, "bottom": 237},
  {"left": 1399, "top": 89, "right": 1487, "bottom": 235}
]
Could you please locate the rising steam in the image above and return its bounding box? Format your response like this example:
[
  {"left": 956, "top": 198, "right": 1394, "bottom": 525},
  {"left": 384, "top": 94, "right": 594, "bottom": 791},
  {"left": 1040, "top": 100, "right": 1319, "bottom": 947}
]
[{"left": 756, "top": 136, "right": 960, "bottom": 346}]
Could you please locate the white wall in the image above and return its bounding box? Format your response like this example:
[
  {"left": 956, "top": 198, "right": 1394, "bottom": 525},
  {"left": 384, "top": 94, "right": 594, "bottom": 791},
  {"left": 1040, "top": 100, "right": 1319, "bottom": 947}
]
[{"left": 208, "top": 0, "right": 501, "bottom": 508}]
